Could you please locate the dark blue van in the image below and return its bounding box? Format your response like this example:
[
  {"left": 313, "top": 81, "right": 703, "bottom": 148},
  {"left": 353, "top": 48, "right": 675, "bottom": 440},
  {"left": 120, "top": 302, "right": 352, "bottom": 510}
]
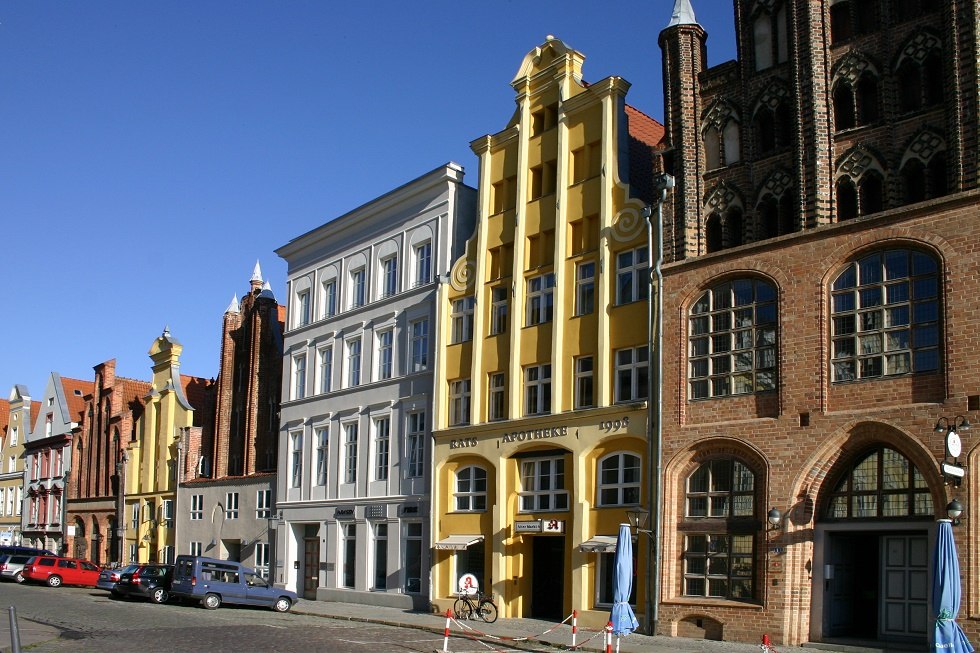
[{"left": 169, "top": 555, "right": 297, "bottom": 612}]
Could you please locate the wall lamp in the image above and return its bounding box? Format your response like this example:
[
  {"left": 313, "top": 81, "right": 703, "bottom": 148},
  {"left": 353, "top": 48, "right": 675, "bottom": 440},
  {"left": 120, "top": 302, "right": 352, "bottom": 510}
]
[
  {"left": 626, "top": 507, "right": 652, "bottom": 535},
  {"left": 935, "top": 416, "right": 971, "bottom": 435},
  {"left": 947, "top": 499, "right": 964, "bottom": 526},
  {"left": 767, "top": 507, "right": 782, "bottom": 531}
]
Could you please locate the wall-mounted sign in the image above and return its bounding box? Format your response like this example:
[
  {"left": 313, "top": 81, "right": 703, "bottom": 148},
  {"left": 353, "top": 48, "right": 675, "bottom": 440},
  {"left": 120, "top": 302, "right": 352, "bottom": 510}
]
[
  {"left": 334, "top": 507, "right": 355, "bottom": 520},
  {"left": 366, "top": 505, "right": 385, "bottom": 519},
  {"left": 542, "top": 519, "right": 565, "bottom": 534},
  {"left": 514, "top": 520, "right": 542, "bottom": 533}
]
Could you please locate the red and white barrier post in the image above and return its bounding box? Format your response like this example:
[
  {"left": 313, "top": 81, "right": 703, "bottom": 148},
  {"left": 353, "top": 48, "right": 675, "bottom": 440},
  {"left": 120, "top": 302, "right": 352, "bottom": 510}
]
[
  {"left": 443, "top": 608, "right": 452, "bottom": 652},
  {"left": 605, "top": 621, "right": 613, "bottom": 653},
  {"left": 571, "top": 610, "right": 578, "bottom": 649}
]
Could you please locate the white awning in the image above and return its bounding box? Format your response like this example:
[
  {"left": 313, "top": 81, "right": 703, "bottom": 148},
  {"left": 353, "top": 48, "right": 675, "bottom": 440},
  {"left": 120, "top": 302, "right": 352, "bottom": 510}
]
[
  {"left": 434, "top": 535, "right": 485, "bottom": 551},
  {"left": 579, "top": 535, "right": 617, "bottom": 553}
]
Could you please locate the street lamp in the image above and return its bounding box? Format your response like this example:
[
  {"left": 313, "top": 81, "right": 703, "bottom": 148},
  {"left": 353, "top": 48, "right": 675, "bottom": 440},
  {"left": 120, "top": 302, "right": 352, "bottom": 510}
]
[
  {"left": 767, "top": 507, "right": 782, "bottom": 531},
  {"left": 946, "top": 499, "right": 964, "bottom": 526},
  {"left": 640, "top": 171, "right": 674, "bottom": 637}
]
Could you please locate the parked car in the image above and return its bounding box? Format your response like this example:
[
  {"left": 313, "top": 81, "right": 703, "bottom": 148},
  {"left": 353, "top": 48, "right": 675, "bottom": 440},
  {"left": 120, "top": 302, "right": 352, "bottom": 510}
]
[
  {"left": 23, "top": 556, "right": 101, "bottom": 587},
  {"left": 0, "top": 554, "right": 35, "bottom": 583},
  {"left": 169, "top": 556, "right": 297, "bottom": 612},
  {"left": 115, "top": 564, "right": 173, "bottom": 603},
  {"left": 97, "top": 564, "right": 139, "bottom": 595},
  {"left": 0, "top": 546, "right": 55, "bottom": 557}
]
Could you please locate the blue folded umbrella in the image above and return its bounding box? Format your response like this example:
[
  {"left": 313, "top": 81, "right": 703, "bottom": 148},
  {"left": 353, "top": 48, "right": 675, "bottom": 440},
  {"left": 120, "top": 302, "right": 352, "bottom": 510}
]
[
  {"left": 610, "top": 523, "right": 639, "bottom": 637},
  {"left": 933, "top": 519, "right": 973, "bottom": 653}
]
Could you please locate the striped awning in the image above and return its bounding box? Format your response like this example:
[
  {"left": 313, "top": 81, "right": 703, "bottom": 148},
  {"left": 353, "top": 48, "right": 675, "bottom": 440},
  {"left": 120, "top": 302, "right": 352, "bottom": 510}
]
[
  {"left": 579, "top": 535, "right": 617, "bottom": 553},
  {"left": 434, "top": 535, "right": 484, "bottom": 551}
]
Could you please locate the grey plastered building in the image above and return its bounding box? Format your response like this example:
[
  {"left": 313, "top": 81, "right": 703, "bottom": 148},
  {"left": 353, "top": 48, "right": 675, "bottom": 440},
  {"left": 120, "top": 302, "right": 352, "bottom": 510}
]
[{"left": 275, "top": 163, "right": 476, "bottom": 608}]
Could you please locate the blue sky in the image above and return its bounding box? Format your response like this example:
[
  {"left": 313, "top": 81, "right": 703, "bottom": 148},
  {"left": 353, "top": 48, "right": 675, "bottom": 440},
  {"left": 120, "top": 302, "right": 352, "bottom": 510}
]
[{"left": 0, "top": 1, "right": 736, "bottom": 397}]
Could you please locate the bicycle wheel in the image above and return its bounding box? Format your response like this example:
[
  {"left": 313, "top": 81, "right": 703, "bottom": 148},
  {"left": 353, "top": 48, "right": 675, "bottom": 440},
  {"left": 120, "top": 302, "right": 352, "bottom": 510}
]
[
  {"left": 478, "top": 600, "right": 498, "bottom": 623},
  {"left": 453, "top": 598, "right": 473, "bottom": 620}
]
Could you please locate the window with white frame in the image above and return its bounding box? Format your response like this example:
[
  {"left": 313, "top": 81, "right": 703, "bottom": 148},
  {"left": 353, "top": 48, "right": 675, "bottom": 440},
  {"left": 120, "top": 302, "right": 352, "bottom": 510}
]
[
  {"left": 490, "top": 286, "right": 508, "bottom": 335},
  {"left": 256, "top": 489, "right": 272, "bottom": 519},
  {"left": 49, "top": 495, "right": 60, "bottom": 525},
  {"left": 341, "top": 523, "right": 357, "bottom": 588},
  {"left": 526, "top": 273, "right": 555, "bottom": 325},
  {"left": 321, "top": 278, "right": 337, "bottom": 319},
  {"left": 296, "top": 289, "right": 311, "bottom": 327},
  {"left": 519, "top": 457, "right": 568, "bottom": 512},
  {"left": 8, "top": 456, "right": 15, "bottom": 474},
  {"left": 346, "top": 337, "right": 362, "bottom": 387},
  {"left": 689, "top": 278, "right": 778, "bottom": 399},
  {"left": 381, "top": 255, "right": 398, "bottom": 298},
  {"left": 374, "top": 416, "right": 390, "bottom": 481},
  {"left": 129, "top": 544, "right": 138, "bottom": 563},
  {"left": 14, "top": 488, "right": 20, "bottom": 515},
  {"left": 576, "top": 262, "right": 595, "bottom": 316},
  {"left": 597, "top": 550, "right": 638, "bottom": 606},
  {"left": 373, "top": 522, "right": 388, "bottom": 590},
  {"left": 162, "top": 545, "right": 174, "bottom": 564},
  {"left": 290, "top": 432, "right": 303, "bottom": 488},
  {"left": 190, "top": 494, "right": 204, "bottom": 520},
  {"left": 10, "top": 425, "right": 17, "bottom": 446},
  {"left": 225, "top": 492, "right": 239, "bottom": 519},
  {"left": 315, "top": 427, "right": 329, "bottom": 486},
  {"left": 131, "top": 503, "right": 139, "bottom": 530},
  {"left": 406, "top": 412, "right": 425, "bottom": 478},
  {"left": 488, "top": 373, "right": 506, "bottom": 421},
  {"left": 451, "top": 297, "right": 475, "bottom": 343},
  {"left": 410, "top": 319, "right": 429, "bottom": 372},
  {"left": 376, "top": 329, "right": 393, "bottom": 380},
  {"left": 575, "top": 356, "right": 594, "bottom": 408},
  {"left": 162, "top": 499, "right": 174, "bottom": 524},
  {"left": 344, "top": 422, "right": 358, "bottom": 484},
  {"left": 830, "top": 249, "right": 939, "bottom": 382},
  {"left": 524, "top": 364, "right": 552, "bottom": 416},
  {"left": 0, "top": 490, "right": 5, "bottom": 517},
  {"left": 350, "top": 268, "right": 366, "bottom": 309},
  {"left": 598, "top": 452, "right": 641, "bottom": 506},
  {"left": 449, "top": 380, "right": 471, "bottom": 426},
  {"left": 404, "top": 522, "right": 423, "bottom": 593},
  {"left": 414, "top": 241, "right": 432, "bottom": 287},
  {"left": 292, "top": 353, "right": 307, "bottom": 400},
  {"left": 616, "top": 246, "right": 649, "bottom": 305},
  {"left": 455, "top": 466, "right": 487, "bottom": 511},
  {"left": 190, "top": 541, "right": 203, "bottom": 556},
  {"left": 255, "top": 542, "right": 270, "bottom": 579},
  {"left": 317, "top": 346, "right": 333, "bottom": 394},
  {"left": 615, "top": 346, "right": 648, "bottom": 403}
]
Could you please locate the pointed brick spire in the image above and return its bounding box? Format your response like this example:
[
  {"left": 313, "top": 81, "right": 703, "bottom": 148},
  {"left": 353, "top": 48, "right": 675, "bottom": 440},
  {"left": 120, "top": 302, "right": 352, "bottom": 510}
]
[
  {"left": 225, "top": 294, "right": 240, "bottom": 314},
  {"left": 667, "top": 0, "right": 699, "bottom": 27},
  {"left": 250, "top": 260, "right": 263, "bottom": 291}
]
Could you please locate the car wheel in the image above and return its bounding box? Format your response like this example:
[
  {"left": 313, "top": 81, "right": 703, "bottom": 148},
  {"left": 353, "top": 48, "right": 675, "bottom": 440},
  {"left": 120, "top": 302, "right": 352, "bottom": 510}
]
[
  {"left": 151, "top": 588, "right": 168, "bottom": 604},
  {"left": 273, "top": 597, "right": 292, "bottom": 613},
  {"left": 47, "top": 575, "right": 62, "bottom": 588},
  {"left": 203, "top": 593, "right": 221, "bottom": 610},
  {"left": 13, "top": 572, "right": 24, "bottom": 584}
]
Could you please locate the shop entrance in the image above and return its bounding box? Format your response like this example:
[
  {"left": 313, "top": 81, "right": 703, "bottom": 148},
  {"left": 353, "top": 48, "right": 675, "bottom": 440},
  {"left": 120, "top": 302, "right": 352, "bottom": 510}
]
[
  {"left": 531, "top": 537, "right": 564, "bottom": 620},
  {"left": 303, "top": 525, "right": 320, "bottom": 600},
  {"left": 825, "top": 532, "right": 927, "bottom": 643}
]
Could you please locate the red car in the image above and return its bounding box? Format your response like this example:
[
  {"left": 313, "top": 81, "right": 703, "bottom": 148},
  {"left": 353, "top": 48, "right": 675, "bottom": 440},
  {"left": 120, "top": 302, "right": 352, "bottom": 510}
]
[{"left": 23, "top": 556, "right": 101, "bottom": 587}]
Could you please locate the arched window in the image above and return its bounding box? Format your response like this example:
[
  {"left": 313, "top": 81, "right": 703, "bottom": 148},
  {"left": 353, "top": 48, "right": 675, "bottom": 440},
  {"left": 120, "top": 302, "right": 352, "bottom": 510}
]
[
  {"left": 756, "top": 191, "right": 794, "bottom": 240},
  {"left": 836, "top": 178, "right": 858, "bottom": 220},
  {"left": 689, "top": 279, "right": 777, "bottom": 399},
  {"left": 896, "top": 38, "right": 943, "bottom": 113},
  {"left": 597, "top": 452, "right": 641, "bottom": 506},
  {"left": 728, "top": 207, "right": 744, "bottom": 247},
  {"left": 704, "top": 126, "right": 720, "bottom": 170},
  {"left": 455, "top": 466, "right": 487, "bottom": 512},
  {"left": 833, "top": 84, "right": 855, "bottom": 130},
  {"left": 860, "top": 171, "right": 884, "bottom": 215},
  {"left": 682, "top": 457, "right": 756, "bottom": 600},
  {"left": 901, "top": 159, "right": 926, "bottom": 204},
  {"left": 706, "top": 214, "right": 723, "bottom": 253},
  {"left": 830, "top": 249, "right": 940, "bottom": 382},
  {"left": 830, "top": 0, "right": 878, "bottom": 44},
  {"left": 755, "top": 101, "right": 792, "bottom": 157},
  {"left": 753, "top": 4, "right": 790, "bottom": 71},
  {"left": 723, "top": 121, "right": 741, "bottom": 165},
  {"left": 704, "top": 120, "right": 741, "bottom": 170},
  {"left": 856, "top": 74, "right": 879, "bottom": 124},
  {"left": 825, "top": 447, "right": 933, "bottom": 519}
]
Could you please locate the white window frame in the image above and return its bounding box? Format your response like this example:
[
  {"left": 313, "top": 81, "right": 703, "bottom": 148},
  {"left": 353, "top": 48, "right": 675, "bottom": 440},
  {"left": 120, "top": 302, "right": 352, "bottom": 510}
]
[
  {"left": 410, "top": 319, "right": 429, "bottom": 372},
  {"left": 449, "top": 380, "right": 471, "bottom": 426},
  {"left": 519, "top": 456, "right": 568, "bottom": 513},
  {"left": 376, "top": 329, "right": 394, "bottom": 381},
  {"left": 256, "top": 489, "right": 272, "bottom": 519},
  {"left": 225, "top": 492, "right": 239, "bottom": 520},
  {"left": 296, "top": 289, "right": 311, "bottom": 327},
  {"left": 317, "top": 346, "right": 333, "bottom": 394},
  {"left": 414, "top": 241, "right": 431, "bottom": 287},
  {"left": 290, "top": 431, "right": 303, "bottom": 488},
  {"left": 488, "top": 372, "right": 506, "bottom": 421},
  {"left": 597, "top": 452, "right": 642, "bottom": 506},
  {"left": 346, "top": 337, "right": 362, "bottom": 387},
  {"left": 255, "top": 542, "right": 270, "bottom": 579},
  {"left": 616, "top": 246, "right": 649, "bottom": 305},
  {"left": 490, "top": 286, "right": 508, "bottom": 335},
  {"left": 321, "top": 278, "right": 337, "bottom": 319},
  {"left": 615, "top": 346, "right": 648, "bottom": 403},
  {"left": 451, "top": 297, "right": 475, "bottom": 343},
  {"left": 341, "top": 523, "right": 357, "bottom": 588},
  {"left": 455, "top": 466, "right": 488, "bottom": 512},
  {"left": 381, "top": 255, "right": 398, "bottom": 298},
  {"left": 575, "top": 261, "right": 595, "bottom": 316},
  {"left": 526, "top": 273, "right": 555, "bottom": 325},
  {"left": 374, "top": 416, "right": 390, "bottom": 482},
  {"left": 315, "top": 427, "right": 329, "bottom": 486},
  {"left": 191, "top": 495, "right": 205, "bottom": 521},
  {"left": 575, "top": 356, "right": 595, "bottom": 408},
  {"left": 190, "top": 541, "right": 203, "bottom": 556},
  {"left": 524, "top": 364, "right": 552, "bottom": 416},
  {"left": 292, "top": 353, "right": 307, "bottom": 400},
  {"left": 406, "top": 412, "right": 425, "bottom": 478},
  {"left": 350, "top": 267, "right": 366, "bottom": 309},
  {"left": 343, "top": 422, "right": 358, "bottom": 485}
]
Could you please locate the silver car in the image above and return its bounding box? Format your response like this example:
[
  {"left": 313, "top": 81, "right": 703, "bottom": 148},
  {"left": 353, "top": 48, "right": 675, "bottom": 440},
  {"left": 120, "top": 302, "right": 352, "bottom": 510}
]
[
  {"left": 97, "top": 564, "right": 138, "bottom": 595},
  {"left": 0, "top": 554, "right": 35, "bottom": 583}
]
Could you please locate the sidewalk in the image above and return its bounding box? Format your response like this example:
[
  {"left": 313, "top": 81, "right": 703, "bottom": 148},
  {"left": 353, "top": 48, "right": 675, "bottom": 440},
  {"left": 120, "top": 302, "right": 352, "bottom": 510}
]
[
  {"left": 0, "top": 607, "right": 61, "bottom": 653},
  {"left": 291, "top": 599, "right": 822, "bottom": 653}
]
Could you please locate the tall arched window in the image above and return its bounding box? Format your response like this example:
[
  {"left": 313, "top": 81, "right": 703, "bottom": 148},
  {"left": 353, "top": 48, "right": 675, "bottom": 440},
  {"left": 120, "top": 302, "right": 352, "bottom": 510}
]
[
  {"left": 830, "top": 249, "right": 940, "bottom": 382},
  {"left": 455, "top": 466, "right": 488, "bottom": 512},
  {"left": 689, "top": 279, "right": 777, "bottom": 399},
  {"left": 825, "top": 447, "right": 933, "bottom": 519},
  {"left": 706, "top": 214, "right": 723, "bottom": 253},
  {"left": 597, "top": 452, "right": 641, "bottom": 506},
  {"left": 683, "top": 457, "right": 756, "bottom": 600},
  {"left": 896, "top": 36, "right": 943, "bottom": 113},
  {"left": 753, "top": 4, "right": 789, "bottom": 71}
]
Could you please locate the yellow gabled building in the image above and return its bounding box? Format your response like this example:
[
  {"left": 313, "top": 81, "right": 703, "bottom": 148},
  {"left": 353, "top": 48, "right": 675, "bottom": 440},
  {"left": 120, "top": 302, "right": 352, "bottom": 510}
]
[
  {"left": 431, "top": 37, "right": 663, "bottom": 626},
  {"left": 124, "top": 328, "right": 206, "bottom": 563}
]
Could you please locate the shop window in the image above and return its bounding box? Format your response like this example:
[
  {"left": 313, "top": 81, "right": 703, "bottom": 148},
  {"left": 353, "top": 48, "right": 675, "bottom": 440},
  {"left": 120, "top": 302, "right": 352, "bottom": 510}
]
[
  {"left": 825, "top": 447, "right": 934, "bottom": 519},
  {"left": 597, "top": 453, "right": 641, "bottom": 506},
  {"left": 519, "top": 456, "right": 568, "bottom": 512},
  {"left": 689, "top": 279, "right": 777, "bottom": 400},
  {"left": 830, "top": 248, "right": 940, "bottom": 382},
  {"left": 455, "top": 466, "right": 487, "bottom": 511}
]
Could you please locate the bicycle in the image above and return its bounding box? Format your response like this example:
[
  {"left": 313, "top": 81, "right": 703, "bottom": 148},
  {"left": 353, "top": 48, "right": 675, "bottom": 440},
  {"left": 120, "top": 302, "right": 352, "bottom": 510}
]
[{"left": 453, "top": 591, "right": 498, "bottom": 623}]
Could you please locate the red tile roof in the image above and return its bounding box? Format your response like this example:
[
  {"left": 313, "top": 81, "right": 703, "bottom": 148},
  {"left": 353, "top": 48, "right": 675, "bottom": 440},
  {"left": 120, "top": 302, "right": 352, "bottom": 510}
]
[
  {"left": 60, "top": 377, "right": 94, "bottom": 424},
  {"left": 180, "top": 375, "right": 213, "bottom": 413},
  {"left": 118, "top": 377, "right": 151, "bottom": 411},
  {"left": 625, "top": 104, "right": 666, "bottom": 148},
  {"left": 625, "top": 104, "right": 667, "bottom": 205},
  {"left": 30, "top": 401, "right": 40, "bottom": 427},
  {"left": 0, "top": 400, "right": 9, "bottom": 440},
  {"left": 277, "top": 304, "right": 287, "bottom": 324}
]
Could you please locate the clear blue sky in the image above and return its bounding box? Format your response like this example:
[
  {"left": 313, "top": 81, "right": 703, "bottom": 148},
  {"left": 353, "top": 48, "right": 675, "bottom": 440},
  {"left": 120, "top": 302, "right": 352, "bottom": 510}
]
[{"left": 0, "top": 1, "right": 736, "bottom": 396}]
